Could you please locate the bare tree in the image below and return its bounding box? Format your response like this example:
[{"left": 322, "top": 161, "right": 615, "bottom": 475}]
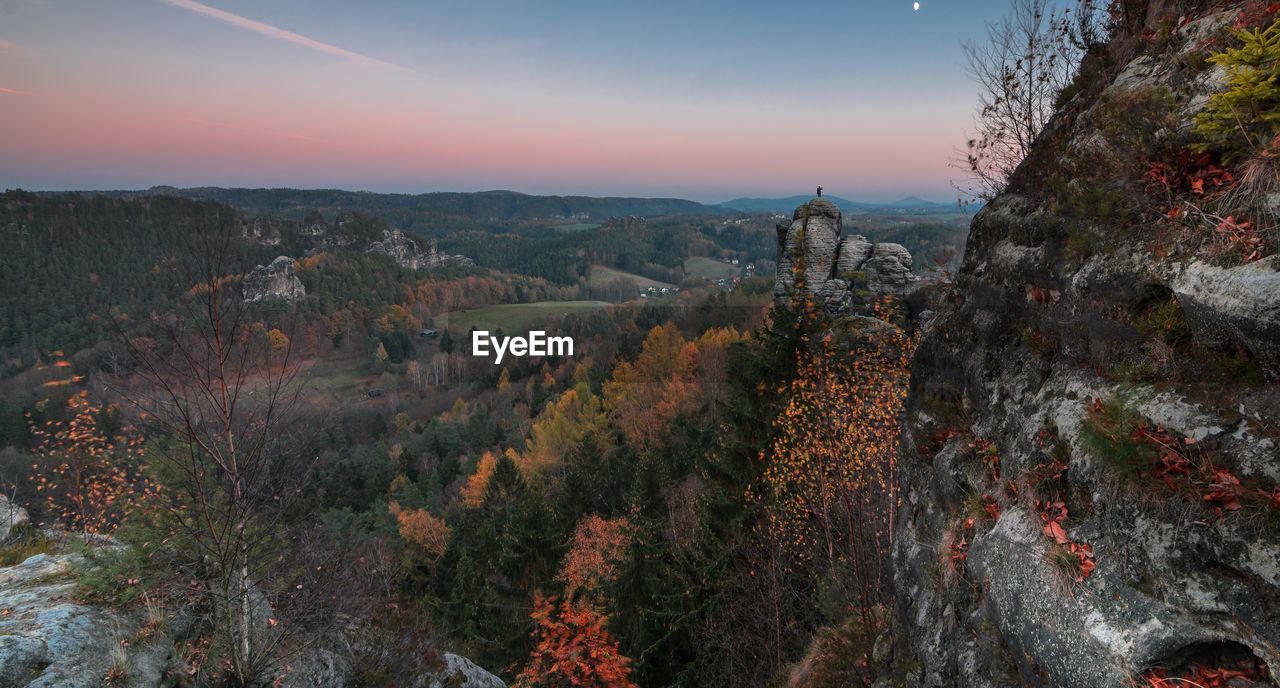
[
  {"left": 955, "top": 0, "right": 1107, "bottom": 200},
  {"left": 113, "top": 210, "right": 309, "bottom": 685}
]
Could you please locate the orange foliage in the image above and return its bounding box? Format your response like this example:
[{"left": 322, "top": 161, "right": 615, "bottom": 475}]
[
  {"left": 603, "top": 323, "right": 742, "bottom": 449},
  {"left": 30, "top": 393, "right": 156, "bottom": 541},
  {"left": 460, "top": 451, "right": 500, "bottom": 508},
  {"left": 750, "top": 305, "right": 915, "bottom": 620},
  {"left": 266, "top": 328, "right": 289, "bottom": 350},
  {"left": 387, "top": 501, "right": 451, "bottom": 559},
  {"left": 557, "top": 515, "right": 633, "bottom": 596},
  {"left": 513, "top": 595, "right": 637, "bottom": 688},
  {"left": 1144, "top": 655, "right": 1271, "bottom": 687}
]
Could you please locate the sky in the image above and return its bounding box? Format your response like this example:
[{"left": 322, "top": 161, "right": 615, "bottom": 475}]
[{"left": 0, "top": 0, "right": 1020, "bottom": 203}]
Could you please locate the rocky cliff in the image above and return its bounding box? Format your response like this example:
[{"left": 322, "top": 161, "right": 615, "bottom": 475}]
[
  {"left": 366, "top": 230, "right": 474, "bottom": 271},
  {"left": 774, "top": 198, "right": 919, "bottom": 313},
  {"left": 242, "top": 255, "right": 307, "bottom": 304},
  {"left": 888, "top": 3, "right": 1280, "bottom": 686}
]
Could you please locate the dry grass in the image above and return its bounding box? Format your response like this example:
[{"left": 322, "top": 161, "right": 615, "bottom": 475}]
[{"left": 1218, "top": 145, "right": 1280, "bottom": 227}]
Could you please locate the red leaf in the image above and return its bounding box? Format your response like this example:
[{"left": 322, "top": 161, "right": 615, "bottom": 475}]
[{"left": 1043, "top": 521, "right": 1069, "bottom": 544}]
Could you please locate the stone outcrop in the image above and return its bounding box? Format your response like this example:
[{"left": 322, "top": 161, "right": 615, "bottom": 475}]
[
  {"left": 365, "top": 230, "right": 474, "bottom": 271},
  {"left": 774, "top": 198, "right": 918, "bottom": 311},
  {"left": 775, "top": 198, "right": 843, "bottom": 299},
  {"left": 242, "top": 255, "right": 306, "bottom": 304},
  {"left": 0, "top": 548, "right": 507, "bottom": 688},
  {"left": 242, "top": 216, "right": 288, "bottom": 246},
  {"left": 0, "top": 552, "right": 191, "bottom": 688},
  {"left": 1166, "top": 256, "right": 1280, "bottom": 372},
  {"left": 860, "top": 242, "right": 915, "bottom": 294},
  {"left": 428, "top": 653, "right": 507, "bottom": 688},
  {"left": 890, "top": 4, "right": 1280, "bottom": 686}
]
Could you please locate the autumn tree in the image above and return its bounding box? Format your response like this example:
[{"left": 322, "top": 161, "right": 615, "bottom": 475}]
[
  {"left": 603, "top": 323, "right": 742, "bottom": 450},
  {"left": 29, "top": 392, "right": 154, "bottom": 543},
  {"left": 752, "top": 301, "right": 917, "bottom": 628},
  {"left": 388, "top": 500, "right": 451, "bottom": 560},
  {"left": 956, "top": 0, "right": 1108, "bottom": 200},
  {"left": 513, "top": 595, "right": 637, "bottom": 688},
  {"left": 524, "top": 386, "right": 610, "bottom": 475},
  {"left": 113, "top": 209, "right": 307, "bottom": 686},
  {"left": 557, "top": 514, "right": 633, "bottom": 599},
  {"left": 459, "top": 450, "right": 501, "bottom": 508}
]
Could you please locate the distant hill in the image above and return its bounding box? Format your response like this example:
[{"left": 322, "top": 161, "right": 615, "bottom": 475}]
[
  {"left": 718, "top": 194, "right": 958, "bottom": 214},
  {"left": 86, "top": 187, "right": 729, "bottom": 234}
]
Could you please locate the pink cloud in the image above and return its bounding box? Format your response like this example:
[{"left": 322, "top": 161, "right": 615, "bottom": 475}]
[
  {"left": 159, "top": 0, "right": 407, "bottom": 71},
  {"left": 0, "top": 86, "right": 36, "bottom": 96}
]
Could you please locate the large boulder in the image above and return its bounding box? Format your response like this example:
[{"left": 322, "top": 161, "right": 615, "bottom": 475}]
[
  {"left": 428, "top": 653, "right": 507, "bottom": 688},
  {"left": 242, "top": 256, "right": 306, "bottom": 304},
  {"left": 863, "top": 242, "right": 916, "bottom": 295},
  {"left": 0, "top": 549, "right": 507, "bottom": 688},
  {"left": 835, "top": 235, "right": 874, "bottom": 275}
]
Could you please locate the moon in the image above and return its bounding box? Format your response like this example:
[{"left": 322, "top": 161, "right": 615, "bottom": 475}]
[{"left": 913, "top": 2, "right": 920, "bottom": 8}]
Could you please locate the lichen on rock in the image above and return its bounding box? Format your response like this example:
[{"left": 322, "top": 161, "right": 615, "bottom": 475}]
[{"left": 889, "top": 2, "right": 1280, "bottom": 683}]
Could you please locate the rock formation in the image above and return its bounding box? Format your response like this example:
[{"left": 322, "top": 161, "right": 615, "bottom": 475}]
[
  {"left": 429, "top": 654, "right": 507, "bottom": 688},
  {"left": 889, "top": 4, "right": 1280, "bottom": 686},
  {"left": 774, "top": 198, "right": 918, "bottom": 311},
  {"left": 242, "top": 256, "right": 306, "bottom": 304},
  {"left": 0, "top": 547, "right": 508, "bottom": 687},
  {"left": 0, "top": 552, "right": 192, "bottom": 687},
  {"left": 242, "top": 216, "right": 288, "bottom": 246},
  {"left": 366, "top": 229, "right": 474, "bottom": 271}
]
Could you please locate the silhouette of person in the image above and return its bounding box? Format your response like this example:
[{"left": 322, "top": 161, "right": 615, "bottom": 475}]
[{"left": 817, "top": 186, "right": 823, "bottom": 197}]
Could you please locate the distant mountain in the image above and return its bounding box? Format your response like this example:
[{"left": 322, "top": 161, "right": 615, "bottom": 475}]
[
  {"left": 888, "top": 196, "right": 954, "bottom": 209},
  {"left": 91, "top": 187, "right": 729, "bottom": 232},
  {"left": 718, "top": 194, "right": 958, "bottom": 214},
  {"left": 718, "top": 195, "right": 859, "bottom": 213}
]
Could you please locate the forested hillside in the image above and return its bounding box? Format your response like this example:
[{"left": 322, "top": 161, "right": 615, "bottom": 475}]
[
  {"left": 99, "top": 187, "right": 728, "bottom": 234},
  {"left": 0, "top": 173, "right": 933, "bottom": 687}
]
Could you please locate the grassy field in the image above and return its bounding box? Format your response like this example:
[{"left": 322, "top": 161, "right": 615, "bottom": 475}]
[
  {"left": 587, "top": 265, "right": 674, "bottom": 289},
  {"left": 683, "top": 257, "right": 740, "bottom": 280},
  {"left": 555, "top": 223, "right": 601, "bottom": 232},
  {"left": 434, "top": 300, "right": 613, "bottom": 333}
]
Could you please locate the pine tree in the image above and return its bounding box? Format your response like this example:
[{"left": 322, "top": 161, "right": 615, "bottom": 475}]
[{"left": 1196, "top": 18, "right": 1280, "bottom": 159}]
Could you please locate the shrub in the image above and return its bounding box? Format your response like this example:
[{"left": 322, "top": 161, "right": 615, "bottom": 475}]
[
  {"left": 1135, "top": 295, "right": 1190, "bottom": 343},
  {"left": 0, "top": 521, "right": 56, "bottom": 566},
  {"left": 1079, "top": 395, "right": 1158, "bottom": 482}
]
